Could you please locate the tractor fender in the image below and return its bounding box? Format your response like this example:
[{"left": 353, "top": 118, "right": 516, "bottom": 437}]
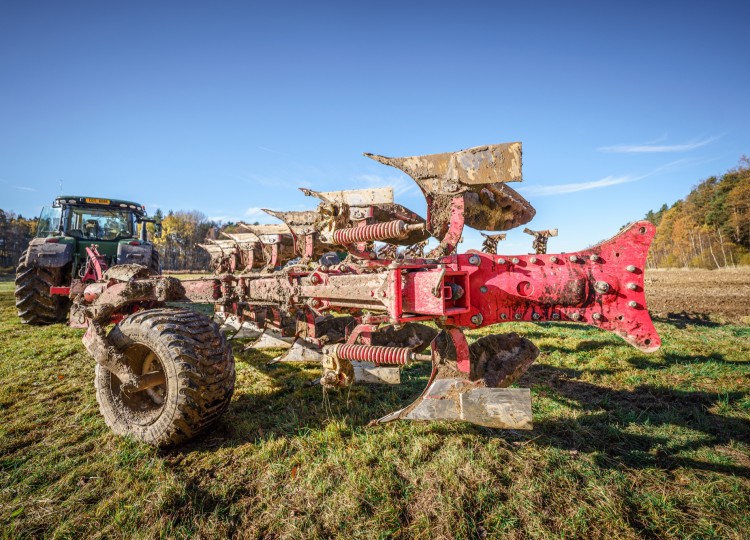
[
  {"left": 117, "top": 242, "right": 152, "bottom": 266},
  {"left": 25, "top": 238, "right": 73, "bottom": 268}
]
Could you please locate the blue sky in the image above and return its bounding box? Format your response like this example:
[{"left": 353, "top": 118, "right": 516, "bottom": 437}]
[{"left": 1, "top": 1, "right": 748, "bottom": 253}]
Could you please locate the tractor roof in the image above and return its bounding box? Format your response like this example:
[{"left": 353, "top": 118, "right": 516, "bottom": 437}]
[{"left": 54, "top": 195, "right": 147, "bottom": 215}]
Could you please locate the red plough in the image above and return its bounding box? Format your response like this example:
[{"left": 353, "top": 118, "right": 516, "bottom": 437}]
[{"left": 65, "top": 142, "right": 661, "bottom": 446}]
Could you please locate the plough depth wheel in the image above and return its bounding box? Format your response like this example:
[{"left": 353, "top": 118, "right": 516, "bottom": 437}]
[{"left": 94, "top": 308, "right": 235, "bottom": 446}]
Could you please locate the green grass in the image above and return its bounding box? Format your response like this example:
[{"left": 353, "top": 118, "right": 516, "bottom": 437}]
[{"left": 1, "top": 280, "right": 749, "bottom": 539}]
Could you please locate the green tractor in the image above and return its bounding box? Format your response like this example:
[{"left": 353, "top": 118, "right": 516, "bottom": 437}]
[{"left": 15, "top": 195, "right": 161, "bottom": 325}]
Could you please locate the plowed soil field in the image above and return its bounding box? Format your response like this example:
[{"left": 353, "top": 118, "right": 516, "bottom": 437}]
[{"left": 645, "top": 266, "right": 750, "bottom": 322}]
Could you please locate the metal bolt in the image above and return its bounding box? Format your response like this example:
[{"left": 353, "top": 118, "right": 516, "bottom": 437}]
[
  {"left": 590, "top": 254, "right": 600, "bottom": 262},
  {"left": 501, "top": 313, "right": 507, "bottom": 320},
  {"left": 319, "top": 265, "right": 328, "bottom": 272},
  {"left": 627, "top": 282, "right": 637, "bottom": 290},
  {"left": 550, "top": 256, "right": 558, "bottom": 263},
  {"left": 594, "top": 281, "right": 610, "bottom": 294},
  {"left": 471, "top": 313, "right": 484, "bottom": 325},
  {"left": 514, "top": 313, "right": 522, "bottom": 320},
  {"left": 311, "top": 299, "right": 321, "bottom": 307},
  {"left": 497, "top": 258, "right": 506, "bottom": 264},
  {"left": 512, "top": 257, "right": 520, "bottom": 264},
  {"left": 310, "top": 274, "right": 321, "bottom": 284},
  {"left": 480, "top": 285, "right": 488, "bottom": 294},
  {"left": 530, "top": 257, "right": 538, "bottom": 264},
  {"left": 628, "top": 301, "right": 638, "bottom": 308},
  {"left": 532, "top": 313, "right": 541, "bottom": 320},
  {"left": 569, "top": 255, "right": 579, "bottom": 263},
  {"left": 570, "top": 312, "right": 581, "bottom": 321},
  {"left": 468, "top": 254, "right": 481, "bottom": 266},
  {"left": 626, "top": 265, "right": 637, "bottom": 273},
  {"left": 592, "top": 312, "right": 602, "bottom": 321},
  {"left": 551, "top": 313, "right": 560, "bottom": 320}
]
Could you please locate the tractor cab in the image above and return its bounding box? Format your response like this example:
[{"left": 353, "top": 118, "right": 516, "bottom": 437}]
[
  {"left": 36, "top": 196, "right": 161, "bottom": 278},
  {"left": 15, "top": 195, "right": 162, "bottom": 325}
]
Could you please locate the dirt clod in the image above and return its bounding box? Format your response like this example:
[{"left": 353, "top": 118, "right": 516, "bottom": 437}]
[{"left": 469, "top": 333, "right": 540, "bottom": 387}]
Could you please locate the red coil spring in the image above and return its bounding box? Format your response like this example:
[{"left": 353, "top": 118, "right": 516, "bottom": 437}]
[
  {"left": 333, "top": 220, "right": 406, "bottom": 244},
  {"left": 334, "top": 344, "right": 411, "bottom": 365}
]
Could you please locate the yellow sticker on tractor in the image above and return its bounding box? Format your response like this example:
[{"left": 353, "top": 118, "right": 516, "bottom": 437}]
[{"left": 85, "top": 198, "right": 110, "bottom": 205}]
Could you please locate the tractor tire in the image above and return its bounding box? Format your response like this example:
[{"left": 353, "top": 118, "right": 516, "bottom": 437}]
[
  {"left": 149, "top": 248, "right": 161, "bottom": 275},
  {"left": 95, "top": 308, "right": 235, "bottom": 446},
  {"left": 14, "top": 250, "right": 69, "bottom": 325}
]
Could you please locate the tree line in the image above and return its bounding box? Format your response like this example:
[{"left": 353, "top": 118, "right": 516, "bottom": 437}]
[
  {"left": 0, "top": 211, "right": 35, "bottom": 270},
  {"left": 2, "top": 157, "right": 748, "bottom": 272},
  {"left": 644, "top": 156, "right": 750, "bottom": 269}
]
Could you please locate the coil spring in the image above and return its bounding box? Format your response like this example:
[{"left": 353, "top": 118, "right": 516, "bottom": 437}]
[
  {"left": 332, "top": 343, "right": 411, "bottom": 365},
  {"left": 333, "top": 220, "right": 406, "bottom": 244}
]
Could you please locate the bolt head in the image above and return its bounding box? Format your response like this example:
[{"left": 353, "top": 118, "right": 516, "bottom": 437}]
[
  {"left": 592, "top": 312, "right": 602, "bottom": 321},
  {"left": 594, "top": 281, "right": 610, "bottom": 294},
  {"left": 311, "top": 299, "right": 321, "bottom": 307},
  {"left": 551, "top": 313, "right": 560, "bottom": 320},
  {"left": 627, "top": 282, "right": 637, "bottom": 290},
  {"left": 310, "top": 274, "right": 321, "bottom": 284},
  {"left": 497, "top": 258, "right": 506, "bottom": 265},
  {"left": 480, "top": 285, "right": 488, "bottom": 294},
  {"left": 569, "top": 255, "right": 579, "bottom": 263},
  {"left": 512, "top": 257, "right": 520, "bottom": 264},
  {"left": 628, "top": 300, "right": 638, "bottom": 308},
  {"left": 571, "top": 312, "right": 581, "bottom": 321},
  {"left": 532, "top": 313, "right": 540, "bottom": 320},
  {"left": 590, "top": 254, "right": 600, "bottom": 262},
  {"left": 501, "top": 313, "right": 507, "bottom": 320},
  {"left": 468, "top": 254, "right": 481, "bottom": 266},
  {"left": 471, "top": 313, "right": 483, "bottom": 325},
  {"left": 514, "top": 313, "right": 522, "bottom": 320},
  {"left": 550, "top": 256, "right": 558, "bottom": 263},
  {"left": 626, "top": 265, "right": 637, "bottom": 272},
  {"left": 530, "top": 257, "right": 538, "bottom": 264}
]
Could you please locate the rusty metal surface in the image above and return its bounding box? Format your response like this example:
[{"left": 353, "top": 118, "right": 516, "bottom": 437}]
[{"left": 365, "top": 142, "right": 523, "bottom": 193}]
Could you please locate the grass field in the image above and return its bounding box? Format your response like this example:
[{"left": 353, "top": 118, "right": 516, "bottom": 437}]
[{"left": 1, "top": 275, "right": 750, "bottom": 539}]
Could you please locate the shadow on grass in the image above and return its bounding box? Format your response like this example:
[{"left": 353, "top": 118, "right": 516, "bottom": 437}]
[
  {"left": 652, "top": 312, "right": 721, "bottom": 328},
  {"left": 170, "top": 345, "right": 432, "bottom": 455},
  {"left": 522, "top": 364, "right": 750, "bottom": 477},
  {"left": 624, "top": 350, "right": 741, "bottom": 370},
  {"left": 173, "top": 332, "right": 750, "bottom": 480}
]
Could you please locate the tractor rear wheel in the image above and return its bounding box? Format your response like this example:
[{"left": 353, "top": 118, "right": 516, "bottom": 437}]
[
  {"left": 95, "top": 308, "right": 235, "bottom": 446},
  {"left": 14, "top": 250, "right": 69, "bottom": 325},
  {"left": 149, "top": 248, "right": 161, "bottom": 275}
]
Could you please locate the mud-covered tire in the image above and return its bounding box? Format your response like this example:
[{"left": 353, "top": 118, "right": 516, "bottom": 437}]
[
  {"left": 149, "top": 248, "right": 161, "bottom": 275},
  {"left": 95, "top": 308, "right": 235, "bottom": 446},
  {"left": 14, "top": 250, "right": 69, "bottom": 325}
]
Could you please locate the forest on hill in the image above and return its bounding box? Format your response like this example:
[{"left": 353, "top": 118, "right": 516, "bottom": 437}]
[{"left": 645, "top": 156, "right": 750, "bottom": 269}]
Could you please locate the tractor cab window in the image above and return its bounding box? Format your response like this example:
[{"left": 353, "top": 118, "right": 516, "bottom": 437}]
[
  {"left": 36, "top": 207, "right": 63, "bottom": 237},
  {"left": 66, "top": 206, "right": 135, "bottom": 241}
]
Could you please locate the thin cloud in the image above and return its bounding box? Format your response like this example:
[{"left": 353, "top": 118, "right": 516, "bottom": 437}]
[
  {"left": 257, "top": 145, "right": 283, "bottom": 154},
  {"left": 356, "top": 174, "right": 417, "bottom": 196},
  {"left": 13, "top": 185, "right": 38, "bottom": 192},
  {"left": 598, "top": 136, "right": 717, "bottom": 153},
  {"left": 519, "top": 159, "right": 692, "bottom": 197},
  {"left": 245, "top": 207, "right": 265, "bottom": 218},
  {"left": 519, "top": 175, "right": 638, "bottom": 196}
]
